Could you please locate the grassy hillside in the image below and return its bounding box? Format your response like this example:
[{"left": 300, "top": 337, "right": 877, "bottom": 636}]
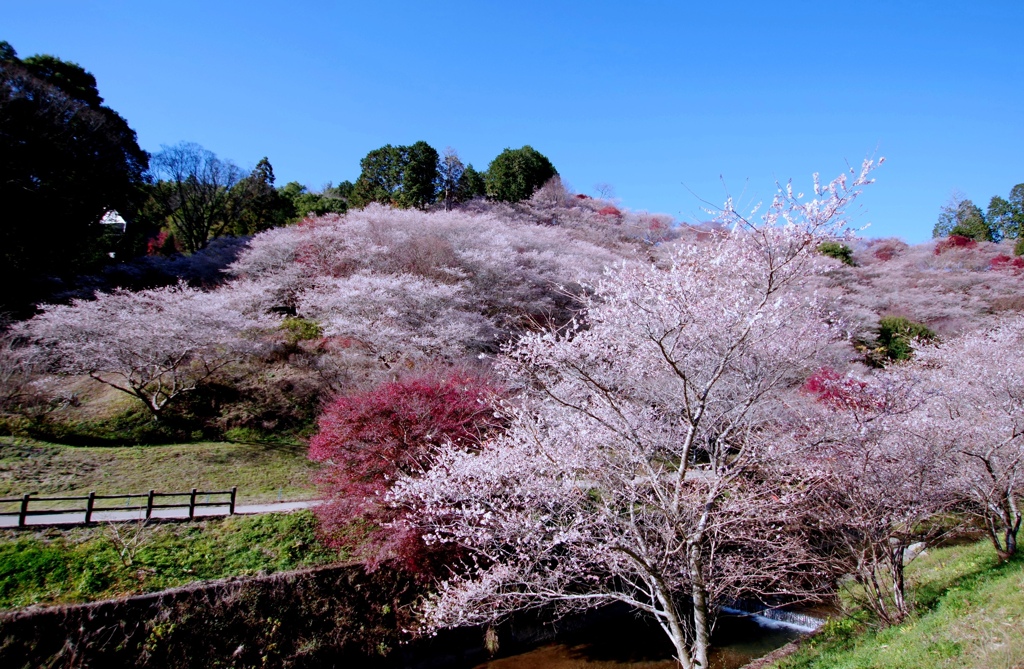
[
  {"left": 771, "top": 540, "right": 1024, "bottom": 669},
  {"left": 0, "top": 436, "right": 318, "bottom": 504},
  {"left": 0, "top": 510, "right": 344, "bottom": 610}
]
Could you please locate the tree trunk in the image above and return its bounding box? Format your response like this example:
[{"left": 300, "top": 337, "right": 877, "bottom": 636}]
[{"left": 688, "top": 545, "right": 711, "bottom": 669}]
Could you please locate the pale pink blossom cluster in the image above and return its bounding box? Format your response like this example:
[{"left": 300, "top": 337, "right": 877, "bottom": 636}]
[
  {"left": 227, "top": 204, "right": 633, "bottom": 375},
  {"left": 21, "top": 282, "right": 278, "bottom": 418}
]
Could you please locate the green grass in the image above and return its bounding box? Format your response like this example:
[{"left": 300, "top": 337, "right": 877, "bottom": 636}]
[
  {"left": 771, "top": 540, "right": 1024, "bottom": 669},
  {"left": 0, "top": 436, "right": 319, "bottom": 505},
  {"left": 0, "top": 510, "right": 345, "bottom": 610}
]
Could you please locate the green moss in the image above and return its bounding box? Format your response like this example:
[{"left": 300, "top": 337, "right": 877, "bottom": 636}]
[{"left": 0, "top": 511, "right": 343, "bottom": 609}]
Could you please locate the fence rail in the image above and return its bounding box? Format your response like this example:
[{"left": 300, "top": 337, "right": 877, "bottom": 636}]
[{"left": 0, "top": 488, "right": 237, "bottom": 527}]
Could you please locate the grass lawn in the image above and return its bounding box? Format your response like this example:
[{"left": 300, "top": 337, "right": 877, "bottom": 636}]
[
  {"left": 0, "top": 510, "right": 345, "bottom": 610},
  {"left": 771, "top": 539, "right": 1024, "bottom": 669},
  {"left": 0, "top": 436, "right": 319, "bottom": 505}
]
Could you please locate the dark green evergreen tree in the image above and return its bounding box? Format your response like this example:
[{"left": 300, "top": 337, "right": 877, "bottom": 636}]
[
  {"left": 399, "top": 141, "right": 439, "bottom": 209},
  {"left": 484, "top": 145, "right": 557, "bottom": 202},
  {"left": 349, "top": 145, "right": 405, "bottom": 208},
  {"left": 349, "top": 142, "right": 439, "bottom": 209},
  {"left": 456, "top": 164, "right": 487, "bottom": 202},
  {"left": 0, "top": 41, "right": 149, "bottom": 312},
  {"left": 231, "top": 157, "right": 293, "bottom": 235},
  {"left": 987, "top": 184, "right": 1024, "bottom": 245},
  {"left": 933, "top": 194, "right": 995, "bottom": 241}
]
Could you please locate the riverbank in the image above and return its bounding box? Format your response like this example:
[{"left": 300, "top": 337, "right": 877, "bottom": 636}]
[
  {"left": 766, "top": 539, "right": 1024, "bottom": 669},
  {"left": 0, "top": 510, "right": 342, "bottom": 609}
]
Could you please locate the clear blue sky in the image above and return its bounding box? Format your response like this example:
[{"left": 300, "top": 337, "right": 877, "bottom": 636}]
[{"left": 5, "top": 0, "right": 1022, "bottom": 241}]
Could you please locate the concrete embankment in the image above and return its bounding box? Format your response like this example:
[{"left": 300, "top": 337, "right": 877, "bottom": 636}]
[{"left": 0, "top": 563, "right": 594, "bottom": 668}]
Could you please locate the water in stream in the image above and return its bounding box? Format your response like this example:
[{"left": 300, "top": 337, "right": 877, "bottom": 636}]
[{"left": 472, "top": 609, "right": 813, "bottom": 669}]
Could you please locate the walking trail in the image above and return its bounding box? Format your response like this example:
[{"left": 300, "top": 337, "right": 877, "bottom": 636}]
[{"left": 0, "top": 500, "right": 322, "bottom": 528}]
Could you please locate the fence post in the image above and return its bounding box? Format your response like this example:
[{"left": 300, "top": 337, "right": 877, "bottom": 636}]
[
  {"left": 85, "top": 491, "right": 95, "bottom": 524},
  {"left": 18, "top": 493, "right": 31, "bottom": 528},
  {"left": 146, "top": 490, "right": 155, "bottom": 521},
  {"left": 229, "top": 487, "right": 237, "bottom": 515},
  {"left": 189, "top": 488, "right": 197, "bottom": 520}
]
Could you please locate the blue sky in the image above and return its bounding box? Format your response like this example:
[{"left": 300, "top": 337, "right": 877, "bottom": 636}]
[{"left": 5, "top": 0, "right": 1022, "bottom": 241}]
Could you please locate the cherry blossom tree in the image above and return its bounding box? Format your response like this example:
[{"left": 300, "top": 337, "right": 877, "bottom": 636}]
[
  {"left": 296, "top": 272, "right": 492, "bottom": 370},
  {"left": 22, "top": 283, "right": 275, "bottom": 420},
  {"left": 795, "top": 367, "right": 952, "bottom": 625},
  {"left": 390, "top": 161, "right": 881, "bottom": 669},
  {"left": 914, "top": 317, "right": 1024, "bottom": 560}
]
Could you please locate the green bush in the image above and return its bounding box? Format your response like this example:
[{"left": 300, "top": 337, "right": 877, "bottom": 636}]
[
  {"left": 1014, "top": 237, "right": 1024, "bottom": 257},
  {"left": 817, "top": 241, "right": 855, "bottom": 266},
  {"left": 280, "top": 317, "right": 322, "bottom": 346},
  {"left": 875, "top": 316, "right": 936, "bottom": 363},
  {"left": 485, "top": 146, "right": 557, "bottom": 202}
]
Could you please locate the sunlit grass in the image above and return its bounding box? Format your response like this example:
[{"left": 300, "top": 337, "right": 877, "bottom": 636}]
[
  {"left": 0, "top": 510, "right": 345, "bottom": 610},
  {"left": 772, "top": 539, "right": 1024, "bottom": 669},
  {"left": 0, "top": 436, "right": 319, "bottom": 505}
]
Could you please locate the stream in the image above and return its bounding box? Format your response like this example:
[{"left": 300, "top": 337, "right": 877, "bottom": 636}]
[{"left": 470, "top": 607, "right": 821, "bottom": 669}]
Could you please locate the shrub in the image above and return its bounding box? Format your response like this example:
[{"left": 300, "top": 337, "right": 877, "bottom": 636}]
[
  {"left": 484, "top": 146, "right": 557, "bottom": 202},
  {"left": 279, "top": 317, "right": 323, "bottom": 347},
  {"left": 817, "top": 241, "right": 856, "bottom": 265},
  {"left": 801, "top": 367, "right": 877, "bottom": 410},
  {"left": 989, "top": 255, "right": 1024, "bottom": 271},
  {"left": 875, "top": 316, "right": 936, "bottom": 362},
  {"left": 308, "top": 369, "right": 505, "bottom": 576},
  {"left": 934, "top": 235, "right": 978, "bottom": 255},
  {"left": 597, "top": 205, "right": 622, "bottom": 218},
  {"left": 1015, "top": 237, "right": 1024, "bottom": 257}
]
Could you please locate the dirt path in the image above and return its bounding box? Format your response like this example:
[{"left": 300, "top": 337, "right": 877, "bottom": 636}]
[{"left": 0, "top": 500, "right": 322, "bottom": 527}]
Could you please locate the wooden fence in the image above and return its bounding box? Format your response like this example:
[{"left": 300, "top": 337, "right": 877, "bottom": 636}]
[{"left": 0, "top": 488, "right": 237, "bottom": 528}]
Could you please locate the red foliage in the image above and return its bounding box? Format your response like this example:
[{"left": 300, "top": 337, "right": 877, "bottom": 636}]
[
  {"left": 146, "top": 231, "right": 177, "bottom": 256},
  {"left": 597, "top": 205, "right": 622, "bottom": 217},
  {"left": 802, "top": 367, "right": 878, "bottom": 411},
  {"left": 867, "top": 238, "right": 907, "bottom": 262},
  {"left": 574, "top": 193, "right": 591, "bottom": 200},
  {"left": 309, "top": 369, "right": 505, "bottom": 576},
  {"left": 989, "top": 254, "right": 1024, "bottom": 271},
  {"left": 934, "top": 235, "right": 978, "bottom": 255}
]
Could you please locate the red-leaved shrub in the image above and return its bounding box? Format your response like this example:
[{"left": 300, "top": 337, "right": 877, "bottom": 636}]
[
  {"left": 865, "top": 237, "right": 908, "bottom": 262},
  {"left": 989, "top": 254, "right": 1024, "bottom": 271},
  {"left": 309, "top": 369, "right": 505, "bottom": 576},
  {"left": 146, "top": 231, "right": 178, "bottom": 256},
  {"left": 934, "top": 235, "right": 978, "bottom": 255},
  {"left": 597, "top": 205, "right": 622, "bottom": 217},
  {"left": 802, "top": 367, "right": 879, "bottom": 411}
]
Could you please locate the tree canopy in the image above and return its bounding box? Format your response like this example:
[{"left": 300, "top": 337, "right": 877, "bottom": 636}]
[
  {"left": 0, "top": 41, "right": 149, "bottom": 312},
  {"left": 349, "top": 142, "right": 439, "bottom": 209},
  {"left": 229, "top": 158, "right": 295, "bottom": 235},
  {"left": 933, "top": 193, "right": 993, "bottom": 241},
  {"left": 148, "top": 142, "right": 244, "bottom": 253},
  {"left": 987, "top": 183, "right": 1024, "bottom": 251},
  {"left": 484, "top": 145, "right": 557, "bottom": 202}
]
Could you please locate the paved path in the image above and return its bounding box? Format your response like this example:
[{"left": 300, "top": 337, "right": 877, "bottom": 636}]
[{"left": 0, "top": 500, "right": 322, "bottom": 528}]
